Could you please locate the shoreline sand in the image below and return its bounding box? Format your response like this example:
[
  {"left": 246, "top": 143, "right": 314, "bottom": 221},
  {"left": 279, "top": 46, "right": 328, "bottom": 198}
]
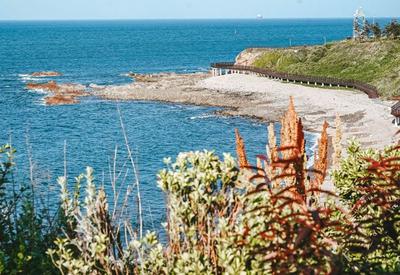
[{"left": 91, "top": 72, "right": 397, "bottom": 149}]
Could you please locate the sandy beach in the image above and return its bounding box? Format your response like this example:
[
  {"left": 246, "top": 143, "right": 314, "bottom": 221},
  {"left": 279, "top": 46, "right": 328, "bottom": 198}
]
[{"left": 92, "top": 72, "right": 397, "bottom": 149}]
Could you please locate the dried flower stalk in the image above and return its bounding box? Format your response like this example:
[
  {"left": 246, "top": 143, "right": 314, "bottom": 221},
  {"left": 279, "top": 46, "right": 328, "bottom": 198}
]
[
  {"left": 238, "top": 97, "right": 330, "bottom": 202},
  {"left": 333, "top": 114, "right": 343, "bottom": 168},
  {"left": 312, "top": 121, "right": 329, "bottom": 193},
  {"left": 235, "top": 128, "right": 249, "bottom": 168}
]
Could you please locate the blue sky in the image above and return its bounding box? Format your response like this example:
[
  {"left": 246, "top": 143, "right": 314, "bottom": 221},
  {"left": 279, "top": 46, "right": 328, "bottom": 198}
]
[{"left": 0, "top": 0, "right": 399, "bottom": 20}]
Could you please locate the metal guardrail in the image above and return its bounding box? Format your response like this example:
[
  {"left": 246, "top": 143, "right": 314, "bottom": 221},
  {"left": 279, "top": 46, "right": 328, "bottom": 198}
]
[
  {"left": 211, "top": 62, "right": 379, "bottom": 99},
  {"left": 391, "top": 101, "right": 400, "bottom": 116}
]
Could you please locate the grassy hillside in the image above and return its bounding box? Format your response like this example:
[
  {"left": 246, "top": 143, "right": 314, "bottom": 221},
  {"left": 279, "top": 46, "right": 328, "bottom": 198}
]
[{"left": 248, "top": 40, "right": 400, "bottom": 98}]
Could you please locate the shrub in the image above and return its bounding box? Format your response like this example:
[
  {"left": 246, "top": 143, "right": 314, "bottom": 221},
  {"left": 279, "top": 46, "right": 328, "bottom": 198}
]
[
  {"left": 156, "top": 149, "right": 345, "bottom": 274},
  {"left": 47, "top": 167, "right": 164, "bottom": 274},
  {"left": 332, "top": 140, "right": 379, "bottom": 205},
  {"left": 0, "top": 144, "right": 59, "bottom": 274},
  {"left": 333, "top": 141, "right": 400, "bottom": 273},
  {"left": 385, "top": 20, "right": 400, "bottom": 39},
  {"left": 157, "top": 150, "right": 241, "bottom": 273}
]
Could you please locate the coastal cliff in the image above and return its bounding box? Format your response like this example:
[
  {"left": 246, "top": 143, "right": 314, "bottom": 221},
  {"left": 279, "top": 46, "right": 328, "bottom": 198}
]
[{"left": 235, "top": 40, "right": 400, "bottom": 98}]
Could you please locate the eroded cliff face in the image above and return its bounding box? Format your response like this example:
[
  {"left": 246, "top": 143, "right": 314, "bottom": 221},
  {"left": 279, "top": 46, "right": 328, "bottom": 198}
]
[
  {"left": 235, "top": 48, "right": 271, "bottom": 66},
  {"left": 235, "top": 47, "right": 304, "bottom": 66}
]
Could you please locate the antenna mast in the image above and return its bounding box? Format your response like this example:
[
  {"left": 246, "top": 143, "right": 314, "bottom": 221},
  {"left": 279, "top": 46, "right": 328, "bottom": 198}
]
[{"left": 353, "top": 7, "right": 367, "bottom": 40}]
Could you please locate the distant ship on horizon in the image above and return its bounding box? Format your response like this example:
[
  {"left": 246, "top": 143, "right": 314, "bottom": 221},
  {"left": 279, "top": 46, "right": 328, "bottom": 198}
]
[{"left": 256, "top": 14, "right": 263, "bottom": 20}]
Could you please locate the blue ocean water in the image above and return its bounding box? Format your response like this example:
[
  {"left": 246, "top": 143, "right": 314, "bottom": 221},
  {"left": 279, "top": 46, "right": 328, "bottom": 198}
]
[{"left": 0, "top": 19, "right": 391, "bottom": 233}]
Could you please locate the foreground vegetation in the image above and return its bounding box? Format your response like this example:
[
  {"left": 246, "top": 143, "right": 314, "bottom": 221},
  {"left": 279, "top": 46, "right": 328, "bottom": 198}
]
[
  {"left": 1, "top": 99, "right": 399, "bottom": 274},
  {"left": 251, "top": 39, "right": 400, "bottom": 98}
]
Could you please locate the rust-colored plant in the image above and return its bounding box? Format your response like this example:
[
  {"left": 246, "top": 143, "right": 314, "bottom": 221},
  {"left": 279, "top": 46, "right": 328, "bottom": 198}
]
[
  {"left": 238, "top": 184, "right": 348, "bottom": 274},
  {"left": 235, "top": 96, "right": 329, "bottom": 201},
  {"left": 232, "top": 98, "right": 344, "bottom": 274},
  {"left": 235, "top": 128, "right": 249, "bottom": 168},
  {"left": 332, "top": 114, "right": 343, "bottom": 168},
  {"left": 311, "top": 121, "right": 329, "bottom": 200}
]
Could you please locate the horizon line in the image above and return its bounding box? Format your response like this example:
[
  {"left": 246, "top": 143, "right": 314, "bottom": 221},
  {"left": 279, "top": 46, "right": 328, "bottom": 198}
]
[{"left": 0, "top": 16, "right": 398, "bottom": 22}]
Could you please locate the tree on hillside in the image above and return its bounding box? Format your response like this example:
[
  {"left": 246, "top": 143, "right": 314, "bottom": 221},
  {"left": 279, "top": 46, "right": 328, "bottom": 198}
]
[
  {"left": 353, "top": 16, "right": 361, "bottom": 40},
  {"left": 370, "top": 22, "right": 382, "bottom": 39},
  {"left": 362, "top": 20, "right": 371, "bottom": 38},
  {"left": 385, "top": 19, "right": 400, "bottom": 39}
]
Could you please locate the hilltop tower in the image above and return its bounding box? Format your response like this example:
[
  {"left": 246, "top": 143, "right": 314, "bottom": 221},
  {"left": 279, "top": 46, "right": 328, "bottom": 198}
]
[{"left": 353, "top": 7, "right": 367, "bottom": 40}]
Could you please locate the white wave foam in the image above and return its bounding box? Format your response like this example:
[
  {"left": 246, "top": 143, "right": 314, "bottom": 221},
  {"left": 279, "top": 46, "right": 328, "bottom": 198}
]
[
  {"left": 189, "top": 114, "right": 216, "bottom": 120},
  {"left": 25, "top": 88, "right": 49, "bottom": 95},
  {"left": 306, "top": 132, "right": 320, "bottom": 169},
  {"left": 18, "top": 74, "right": 40, "bottom": 82},
  {"left": 18, "top": 73, "right": 57, "bottom": 82},
  {"left": 196, "top": 67, "right": 209, "bottom": 72},
  {"left": 35, "top": 97, "right": 47, "bottom": 106}
]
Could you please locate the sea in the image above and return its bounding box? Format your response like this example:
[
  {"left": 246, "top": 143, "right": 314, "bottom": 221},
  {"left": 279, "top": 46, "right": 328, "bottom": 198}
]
[{"left": 0, "top": 18, "right": 392, "bottom": 233}]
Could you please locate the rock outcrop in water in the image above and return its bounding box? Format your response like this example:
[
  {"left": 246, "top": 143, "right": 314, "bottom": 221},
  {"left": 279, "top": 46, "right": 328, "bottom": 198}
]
[
  {"left": 26, "top": 81, "right": 87, "bottom": 105},
  {"left": 44, "top": 94, "right": 78, "bottom": 105},
  {"left": 30, "top": 71, "right": 62, "bottom": 77}
]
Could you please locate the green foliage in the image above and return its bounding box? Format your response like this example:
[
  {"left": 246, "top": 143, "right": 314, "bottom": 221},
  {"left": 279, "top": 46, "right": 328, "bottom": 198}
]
[
  {"left": 370, "top": 22, "right": 382, "bottom": 39},
  {"left": 45, "top": 144, "right": 400, "bottom": 274},
  {"left": 157, "top": 151, "right": 241, "bottom": 274},
  {"left": 47, "top": 167, "right": 165, "bottom": 275},
  {"left": 156, "top": 151, "right": 346, "bottom": 274},
  {"left": 333, "top": 140, "right": 400, "bottom": 273},
  {"left": 332, "top": 139, "right": 378, "bottom": 204},
  {"left": 0, "top": 144, "right": 60, "bottom": 275},
  {"left": 252, "top": 40, "right": 400, "bottom": 97},
  {"left": 48, "top": 169, "right": 119, "bottom": 274},
  {"left": 385, "top": 20, "right": 400, "bottom": 39},
  {"left": 50, "top": 150, "right": 346, "bottom": 274}
]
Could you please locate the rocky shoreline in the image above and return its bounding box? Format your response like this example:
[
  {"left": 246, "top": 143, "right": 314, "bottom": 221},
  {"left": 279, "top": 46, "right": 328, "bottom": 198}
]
[
  {"left": 92, "top": 72, "right": 397, "bottom": 149},
  {"left": 25, "top": 71, "right": 397, "bottom": 149}
]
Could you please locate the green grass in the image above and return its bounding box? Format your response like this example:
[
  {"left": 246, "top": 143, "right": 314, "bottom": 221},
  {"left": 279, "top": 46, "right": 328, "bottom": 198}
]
[{"left": 252, "top": 40, "right": 400, "bottom": 98}]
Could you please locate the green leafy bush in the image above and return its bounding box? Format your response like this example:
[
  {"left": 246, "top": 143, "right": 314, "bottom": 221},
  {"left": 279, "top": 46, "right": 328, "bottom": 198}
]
[
  {"left": 333, "top": 140, "right": 400, "bottom": 273},
  {"left": 156, "top": 149, "right": 347, "bottom": 274},
  {"left": 332, "top": 139, "right": 379, "bottom": 204},
  {"left": 0, "top": 144, "right": 60, "bottom": 274},
  {"left": 49, "top": 149, "right": 346, "bottom": 274},
  {"left": 47, "top": 167, "right": 164, "bottom": 274}
]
